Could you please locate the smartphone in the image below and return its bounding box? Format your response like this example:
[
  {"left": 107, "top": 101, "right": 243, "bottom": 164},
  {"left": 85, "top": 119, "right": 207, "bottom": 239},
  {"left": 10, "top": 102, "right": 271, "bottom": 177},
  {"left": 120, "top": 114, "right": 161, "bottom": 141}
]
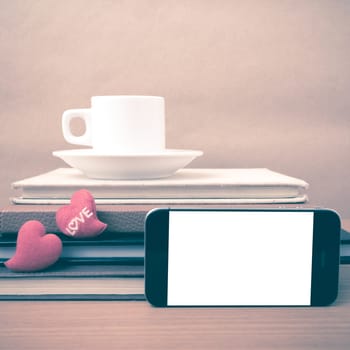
[{"left": 145, "top": 208, "right": 340, "bottom": 307}]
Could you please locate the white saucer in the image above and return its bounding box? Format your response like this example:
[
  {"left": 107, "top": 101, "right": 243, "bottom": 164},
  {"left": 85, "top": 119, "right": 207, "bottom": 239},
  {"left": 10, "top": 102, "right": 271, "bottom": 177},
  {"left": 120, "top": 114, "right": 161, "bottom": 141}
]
[{"left": 52, "top": 149, "right": 203, "bottom": 180}]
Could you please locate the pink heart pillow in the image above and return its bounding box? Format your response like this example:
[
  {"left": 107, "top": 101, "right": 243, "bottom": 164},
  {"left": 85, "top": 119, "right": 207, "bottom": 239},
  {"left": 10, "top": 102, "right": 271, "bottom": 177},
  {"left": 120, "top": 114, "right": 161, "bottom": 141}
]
[
  {"left": 5, "top": 220, "right": 62, "bottom": 272},
  {"left": 56, "top": 189, "right": 107, "bottom": 238}
]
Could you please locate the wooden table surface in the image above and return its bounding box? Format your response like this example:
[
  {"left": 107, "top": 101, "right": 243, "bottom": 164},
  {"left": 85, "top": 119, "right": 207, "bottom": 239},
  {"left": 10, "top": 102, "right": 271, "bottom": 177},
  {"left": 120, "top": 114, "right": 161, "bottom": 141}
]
[{"left": 0, "top": 265, "right": 349, "bottom": 350}]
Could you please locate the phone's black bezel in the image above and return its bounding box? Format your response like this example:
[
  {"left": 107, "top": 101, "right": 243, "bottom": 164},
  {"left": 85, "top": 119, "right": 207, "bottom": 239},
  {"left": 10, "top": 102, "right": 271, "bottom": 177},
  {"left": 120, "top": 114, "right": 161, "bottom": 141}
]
[
  {"left": 144, "top": 208, "right": 340, "bottom": 307},
  {"left": 144, "top": 208, "right": 169, "bottom": 307},
  {"left": 311, "top": 209, "right": 341, "bottom": 306}
]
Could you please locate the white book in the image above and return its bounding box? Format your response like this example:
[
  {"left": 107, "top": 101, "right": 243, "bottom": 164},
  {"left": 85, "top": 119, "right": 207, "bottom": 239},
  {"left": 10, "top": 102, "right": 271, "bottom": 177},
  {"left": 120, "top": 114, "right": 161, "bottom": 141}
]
[{"left": 11, "top": 168, "right": 309, "bottom": 204}]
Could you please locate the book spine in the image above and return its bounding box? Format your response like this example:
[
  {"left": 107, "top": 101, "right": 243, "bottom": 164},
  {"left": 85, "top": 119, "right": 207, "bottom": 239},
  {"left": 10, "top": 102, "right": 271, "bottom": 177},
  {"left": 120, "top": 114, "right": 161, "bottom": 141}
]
[
  {"left": 1, "top": 203, "right": 315, "bottom": 234},
  {"left": 0, "top": 209, "right": 148, "bottom": 234}
]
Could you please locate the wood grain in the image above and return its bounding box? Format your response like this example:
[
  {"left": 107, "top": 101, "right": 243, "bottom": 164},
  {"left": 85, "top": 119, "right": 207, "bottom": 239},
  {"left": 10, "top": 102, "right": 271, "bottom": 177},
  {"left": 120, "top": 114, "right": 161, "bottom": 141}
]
[{"left": 0, "top": 266, "right": 349, "bottom": 350}]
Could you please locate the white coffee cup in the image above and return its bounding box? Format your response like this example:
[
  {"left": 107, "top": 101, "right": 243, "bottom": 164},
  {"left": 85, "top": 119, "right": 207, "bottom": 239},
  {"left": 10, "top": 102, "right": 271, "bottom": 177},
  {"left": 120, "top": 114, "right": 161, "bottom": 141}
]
[{"left": 62, "top": 95, "right": 165, "bottom": 154}]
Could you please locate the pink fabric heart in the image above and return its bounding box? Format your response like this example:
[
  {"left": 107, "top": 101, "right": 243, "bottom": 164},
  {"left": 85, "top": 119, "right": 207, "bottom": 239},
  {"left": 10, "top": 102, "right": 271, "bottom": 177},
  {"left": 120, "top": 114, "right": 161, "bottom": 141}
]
[
  {"left": 5, "top": 220, "right": 62, "bottom": 272},
  {"left": 56, "top": 189, "right": 107, "bottom": 238}
]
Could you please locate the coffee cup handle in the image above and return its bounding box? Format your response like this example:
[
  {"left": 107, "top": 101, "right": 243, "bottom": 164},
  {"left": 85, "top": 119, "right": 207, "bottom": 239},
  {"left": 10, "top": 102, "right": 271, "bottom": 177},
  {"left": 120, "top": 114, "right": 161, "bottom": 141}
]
[{"left": 62, "top": 109, "right": 92, "bottom": 146}]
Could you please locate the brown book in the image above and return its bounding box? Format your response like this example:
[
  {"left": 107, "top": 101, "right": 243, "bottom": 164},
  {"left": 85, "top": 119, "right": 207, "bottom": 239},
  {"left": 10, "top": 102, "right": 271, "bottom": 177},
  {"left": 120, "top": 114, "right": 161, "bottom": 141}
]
[
  {"left": 0, "top": 262, "right": 144, "bottom": 300},
  {"left": 0, "top": 203, "right": 314, "bottom": 235},
  {"left": 0, "top": 204, "right": 150, "bottom": 234}
]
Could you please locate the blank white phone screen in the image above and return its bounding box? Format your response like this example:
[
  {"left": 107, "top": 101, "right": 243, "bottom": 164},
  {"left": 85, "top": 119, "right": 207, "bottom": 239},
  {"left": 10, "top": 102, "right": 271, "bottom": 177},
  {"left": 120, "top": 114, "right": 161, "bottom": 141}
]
[{"left": 167, "top": 211, "right": 314, "bottom": 306}]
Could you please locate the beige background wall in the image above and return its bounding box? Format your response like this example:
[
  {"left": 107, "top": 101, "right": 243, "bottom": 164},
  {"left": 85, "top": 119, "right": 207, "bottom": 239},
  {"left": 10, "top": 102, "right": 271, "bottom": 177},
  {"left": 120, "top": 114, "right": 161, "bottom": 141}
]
[{"left": 1, "top": 0, "right": 349, "bottom": 216}]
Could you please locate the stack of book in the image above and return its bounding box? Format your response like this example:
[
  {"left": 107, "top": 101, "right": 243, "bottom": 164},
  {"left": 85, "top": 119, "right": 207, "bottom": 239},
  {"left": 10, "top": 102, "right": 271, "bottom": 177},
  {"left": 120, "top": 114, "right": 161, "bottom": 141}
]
[{"left": 0, "top": 167, "right": 310, "bottom": 300}]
